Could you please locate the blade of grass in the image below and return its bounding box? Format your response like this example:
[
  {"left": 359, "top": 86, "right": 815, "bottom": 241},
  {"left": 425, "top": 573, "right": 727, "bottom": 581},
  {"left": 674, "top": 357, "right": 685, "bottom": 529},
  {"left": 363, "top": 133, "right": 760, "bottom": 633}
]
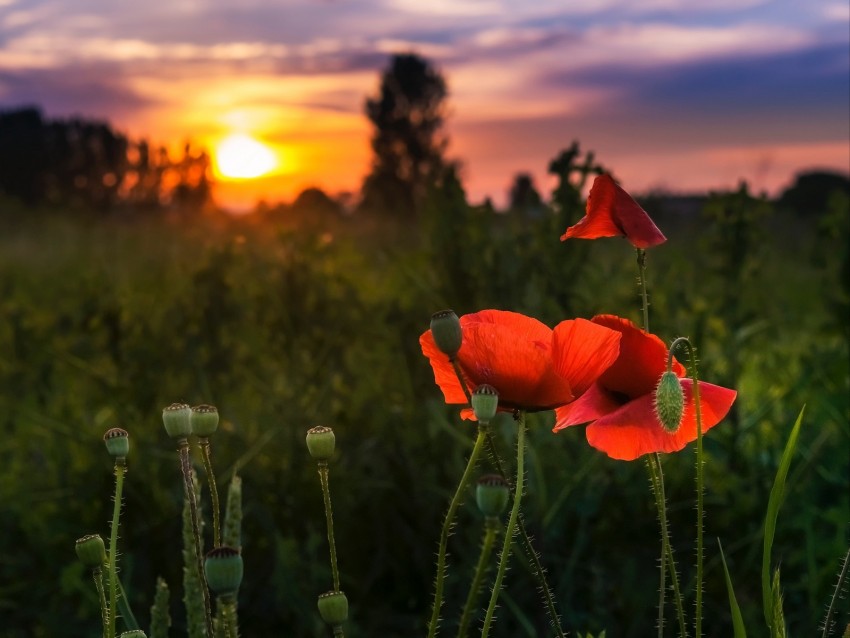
[
  {"left": 762, "top": 406, "right": 804, "bottom": 632},
  {"left": 717, "top": 538, "right": 747, "bottom": 638}
]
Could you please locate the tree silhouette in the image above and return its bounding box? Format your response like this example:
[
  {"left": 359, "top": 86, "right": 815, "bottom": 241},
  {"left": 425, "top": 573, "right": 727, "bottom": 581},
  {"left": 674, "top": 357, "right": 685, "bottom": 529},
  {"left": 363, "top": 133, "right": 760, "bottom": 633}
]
[
  {"left": 507, "top": 173, "right": 544, "bottom": 217},
  {"left": 361, "top": 53, "right": 449, "bottom": 217}
]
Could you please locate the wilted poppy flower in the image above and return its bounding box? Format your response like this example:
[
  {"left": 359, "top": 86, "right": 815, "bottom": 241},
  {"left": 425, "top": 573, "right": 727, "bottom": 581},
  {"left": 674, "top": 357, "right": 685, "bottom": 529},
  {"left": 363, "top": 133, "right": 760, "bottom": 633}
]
[
  {"left": 420, "top": 309, "right": 621, "bottom": 418},
  {"left": 561, "top": 174, "right": 666, "bottom": 249},
  {"left": 553, "top": 315, "right": 736, "bottom": 460}
]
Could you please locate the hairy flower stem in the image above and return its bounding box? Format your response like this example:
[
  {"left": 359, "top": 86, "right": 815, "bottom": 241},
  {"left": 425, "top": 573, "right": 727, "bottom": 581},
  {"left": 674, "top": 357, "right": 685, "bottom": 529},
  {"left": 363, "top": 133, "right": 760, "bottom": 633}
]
[
  {"left": 481, "top": 413, "right": 525, "bottom": 638},
  {"left": 484, "top": 432, "right": 566, "bottom": 638},
  {"left": 107, "top": 459, "right": 126, "bottom": 638},
  {"left": 318, "top": 461, "right": 341, "bottom": 592},
  {"left": 636, "top": 248, "right": 650, "bottom": 333},
  {"left": 456, "top": 518, "right": 498, "bottom": 638},
  {"left": 427, "top": 424, "right": 488, "bottom": 638},
  {"left": 449, "top": 361, "right": 565, "bottom": 638},
  {"left": 332, "top": 627, "right": 345, "bottom": 638},
  {"left": 199, "top": 437, "right": 222, "bottom": 548},
  {"left": 647, "top": 454, "right": 688, "bottom": 638},
  {"left": 822, "top": 546, "right": 850, "bottom": 638},
  {"left": 217, "top": 594, "right": 239, "bottom": 638},
  {"left": 670, "top": 338, "right": 705, "bottom": 637},
  {"left": 179, "top": 438, "right": 215, "bottom": 637},
  {"left": 92, "top": 566, "right": 109, "bottom": 638}
]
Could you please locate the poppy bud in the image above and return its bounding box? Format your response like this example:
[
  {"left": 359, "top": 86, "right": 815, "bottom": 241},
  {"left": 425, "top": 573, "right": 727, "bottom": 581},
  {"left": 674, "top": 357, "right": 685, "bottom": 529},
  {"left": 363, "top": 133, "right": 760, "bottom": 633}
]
[
  {"left": 191, "top": 404, "right": 219, "bottom": 437},
  {"left": 430, "top": 310, "right": 462, "bottom": 357},
  {"left": 119, "top": 632, "right": 147, "bottom": 638},
  {"left": 317, "top": 590, "right": 348, "bottom": 625},
  {"left": 471, "top": 384, "right": 499, "bottom": 423},
  {"left": 476, "top": 474, "right": 509, "bottom": 518},
  {"left": 103, "top": 427, "right": 130, "bottom": 458},
  {"left": 655, "top": 371, "right": 684, "bottom": 433},
  {"left": 162, "top": 403, "right": 192, "bottom": 439},
  {"left": 75, "top": 534, "right": 107, "bottom": 569},
  {"left": 204, "top": 546, "right": 243, "bottom": 596},
  {"left": 306, "top": 426, "right": 335, "bottom": 461}
]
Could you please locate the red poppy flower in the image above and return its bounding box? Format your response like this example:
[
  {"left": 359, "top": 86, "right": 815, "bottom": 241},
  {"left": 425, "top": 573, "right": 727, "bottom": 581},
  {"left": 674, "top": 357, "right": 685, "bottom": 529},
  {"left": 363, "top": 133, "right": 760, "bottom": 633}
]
[
  {"left": 553, "top": 315, "right": 736, "bottom": 460},
  {"left": 420, "top": 309, "right": 622, "bottom": 418},
  {"left": 561, "top": 174, "right": 666, "bottom": 249}
]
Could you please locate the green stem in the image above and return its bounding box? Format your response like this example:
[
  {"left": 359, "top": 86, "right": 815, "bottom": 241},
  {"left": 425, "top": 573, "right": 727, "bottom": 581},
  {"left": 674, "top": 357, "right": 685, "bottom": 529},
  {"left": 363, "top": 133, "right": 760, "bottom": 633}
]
[
  {"left": 483, "top": 432, "right": 566, "bottom": 638},
  {"left": 451, "top": 358, "right": 473, "bottom": 404},
  {"left": 457, "top": 519, "right": 498, "bottom": 638},
  {"left": 481, "top": 413, "right": 526, "bottom": 638},
  {"left": 636, "top": 248, "right": 650, "bottom": 333},
  {"left": 648, "top": 453, "right": 688, "bottom": 637},
  {"left": 318, "top": 462, "right": 341, "bottom": 592},
  {"left": 107, "top": 460, "right": 126, "bottom": 638},
  {"left": 332, "top": 626, "right": 345, "bottom": 638},
  {"left": 218, "top": 594, "right": 239, "bottom": 638},
  {"left": 427, "top": 424, "right": 488, "bottom": 638},
  {"left": 179, "top": 439, "right": 215, "bottom": 637},
  {"left": 646, "top": 456, "right": 667, "bottom": 638},
  {"left": 199, "top": 437, "right": 222, "bottom": 548},
  {"left": 93, "top": 566, "right": 109, "bottom": 638},
  {"left": 822, "top": 546, "right": 850, "bottom": 638}
]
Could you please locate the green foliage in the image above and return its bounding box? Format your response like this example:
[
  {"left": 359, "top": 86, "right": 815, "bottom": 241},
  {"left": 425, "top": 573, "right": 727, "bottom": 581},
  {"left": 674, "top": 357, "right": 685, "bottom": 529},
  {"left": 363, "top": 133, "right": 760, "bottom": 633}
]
[
  {"left": 150, "top": 577, "right": 171, "bottom": 638},
  {"left": 718, "top": 539, "right": 747, "bottom": 638},
  {"left": 222, "top": 475, "right": 242, "bottom": 552},
  {"left": 0, "top": 172, "right": 846, "bottom": 636},
  {"left": 183, "top": 473, "right": 207, "bottom": 638}
]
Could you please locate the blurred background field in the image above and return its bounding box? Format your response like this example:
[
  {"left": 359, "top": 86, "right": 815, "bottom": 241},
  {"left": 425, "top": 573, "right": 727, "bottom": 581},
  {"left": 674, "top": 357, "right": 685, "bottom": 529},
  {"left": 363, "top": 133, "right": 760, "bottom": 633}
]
[{"left": 0, "top": 165, "right": 847, "bottom": 636}]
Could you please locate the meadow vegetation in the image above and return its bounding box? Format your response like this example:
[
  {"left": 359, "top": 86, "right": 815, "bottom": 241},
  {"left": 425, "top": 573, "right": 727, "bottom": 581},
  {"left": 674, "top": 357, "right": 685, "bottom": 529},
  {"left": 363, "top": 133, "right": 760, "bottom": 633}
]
[{"left": 0, "top": 166, "right": 847, "bottom": 636}]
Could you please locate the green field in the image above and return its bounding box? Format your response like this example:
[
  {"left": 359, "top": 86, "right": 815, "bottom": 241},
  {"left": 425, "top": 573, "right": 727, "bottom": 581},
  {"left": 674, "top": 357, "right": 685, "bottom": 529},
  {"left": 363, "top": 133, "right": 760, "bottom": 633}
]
[{"left": 0, "top": 185, "right": 847, "bottom": 637}]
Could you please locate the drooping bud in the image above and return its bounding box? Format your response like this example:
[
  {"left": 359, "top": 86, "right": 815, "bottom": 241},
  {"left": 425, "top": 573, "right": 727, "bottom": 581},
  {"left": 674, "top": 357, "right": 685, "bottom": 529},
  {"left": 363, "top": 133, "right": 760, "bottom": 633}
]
[
  {"left": 162, "top": 403, "right": 192, "bottom": 439},
  {"left": 655, "top": 371, "right": 685, "bottom": 433},
  {"left": 119, "top": 631, "right": 148, "bottom": 638},
  {"left": 306, "top": 426, "right": 336, "bottom": 461},
  {"left": 191, "top": 404, "right": 219, "bottom": 437},
  {"left": 75, "top": 534, "right": 107, "bottom": 569},
  {"left": 430, "top": 310, "right": 462, "bottom": 357},
  {"left": 103, "top": 427, "right": 130, "bottom": 458},
  {"left": 317, "top": 590, "right": 349, "bottom": 625},
  {"left": 204, "top": 546, "right": 243, "bottom": 596},
  {"left": 471, "top": 384, "right": 499, "bottom": 423},
  {"left": 476, "top": 474, "right": 509, "bottom": 518}
]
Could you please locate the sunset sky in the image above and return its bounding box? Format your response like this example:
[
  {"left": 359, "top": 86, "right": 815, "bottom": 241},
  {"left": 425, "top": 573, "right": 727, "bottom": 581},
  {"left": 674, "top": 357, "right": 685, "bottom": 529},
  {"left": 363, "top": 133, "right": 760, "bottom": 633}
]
[{"left": 1, "top": 0, "right": 848, "bottom": 210}]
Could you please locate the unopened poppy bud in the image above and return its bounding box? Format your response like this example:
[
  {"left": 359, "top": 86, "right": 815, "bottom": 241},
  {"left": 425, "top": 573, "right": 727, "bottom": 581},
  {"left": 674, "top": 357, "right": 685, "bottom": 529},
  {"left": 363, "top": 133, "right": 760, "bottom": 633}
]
[
  {"left": 476, "top": 474, "right": 509, "bottom": 518},
  {"left": 75, "top": 534, "right": 107, "bottom": 568},
  {"left": 191, "top": 404, "right": 219, "bottom": 436},
  {"left": 430, "top": 310, "right": 462, "bottom": 357},
  {"left": 655, "top": 371, "right": 684, "bottom": 433},
  {"left": 317, "top": 590, "right": 348, "bottom": 625},
  {"left": 204, "top": 546, "right": 243, "bottom": 596},
  {"left": 103, "top": 427, "right": 130, "bottom": 458},
  {"left": 306, "top": 426, "right": 335, "bottom": 461},
  {"left": 471, "top": 384, "right": 499, "bottom": 422},
  {"left": 162, "top": 403, "right": 192, "bottom": 439},
  {"left": 119, "top": 632, "right": 147, "bottom": 638}
]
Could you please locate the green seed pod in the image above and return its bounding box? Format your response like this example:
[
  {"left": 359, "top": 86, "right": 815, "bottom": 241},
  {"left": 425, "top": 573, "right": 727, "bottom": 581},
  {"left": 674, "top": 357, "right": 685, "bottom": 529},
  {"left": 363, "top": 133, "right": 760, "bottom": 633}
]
[
  {"left": 190, "top": 404, "right": 219, "bottom": 437},
  {"left": 75, "top": 534, "right": 107, "bottom": 569},
  {"left": 430, "top": 309, "right": 462, "bottom": 357},
  {"left": 655, "top": 371, "right": 685, "bottom": 433},
  {"left": 306, "top": 426, "right": 336, "bottom": 461},
  {"left": 471, "top": 384, "right": 499, "bottom": 423},
  {"left": 204, "top": 546, "right": 243, "bottom": 596},
  {"left": 119, "top": 631, "right": 148, "bottom": 638},
  {"left": 317, "top": 590, "right": 349, "bottom": 625},
  {"left": 476, "top": 474, "right": 509, "bottom": 518},
  {"left": 162, "top": 403, "right": 192, "bottom": 439},
  {"left": 103, "top": 427, "right": 130, "bottom": 458}
]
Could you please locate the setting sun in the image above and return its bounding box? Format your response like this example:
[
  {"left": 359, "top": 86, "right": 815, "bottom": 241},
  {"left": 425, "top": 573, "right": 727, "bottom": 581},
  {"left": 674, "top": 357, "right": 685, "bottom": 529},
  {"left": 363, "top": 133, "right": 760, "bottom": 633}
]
[{"left": 214, "top": 134, "right": 278, "bottom": 180}]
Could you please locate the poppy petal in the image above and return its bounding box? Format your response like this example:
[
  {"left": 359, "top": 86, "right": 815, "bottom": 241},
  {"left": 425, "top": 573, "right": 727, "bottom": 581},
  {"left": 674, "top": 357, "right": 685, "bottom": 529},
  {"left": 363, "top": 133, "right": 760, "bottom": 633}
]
[
  {"left": 552, "top": 383, "right": 622, "bottom": 431},
  {"left": 591, "top": 315, "right": 686, "bottom": 398},
  {"left": 419, "top": 330, "right": 470, "bottom": 405},
  {"left": 561, "top": 174, "right": 666, "bottom": 248},
  {"left": 552, "top": 318, "right": 622, "bottom": 397},
  {"left": 584, "top": 379, "right": 737, "bottom": 460}
]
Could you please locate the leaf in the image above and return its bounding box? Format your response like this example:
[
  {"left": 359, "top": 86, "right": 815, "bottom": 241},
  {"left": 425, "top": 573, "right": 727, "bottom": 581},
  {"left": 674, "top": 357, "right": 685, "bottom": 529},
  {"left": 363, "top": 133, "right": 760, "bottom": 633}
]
[
  {"left": 718, "top": 538, "right": 747, "bottom": 638},
  {"left": 762, "top": 407, "right": 804, "bottom": 631}
]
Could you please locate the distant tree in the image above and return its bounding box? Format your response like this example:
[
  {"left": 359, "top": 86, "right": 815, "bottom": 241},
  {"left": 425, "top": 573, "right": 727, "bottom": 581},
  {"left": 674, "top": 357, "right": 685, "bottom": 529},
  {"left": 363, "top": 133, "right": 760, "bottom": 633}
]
[
  {"left": 507, "top": 173, "right": 544, "bottom": 217},
  {"left": 778, "top": 170, "right": 850, "bottom": 216},
  {"left": 291, "top": 187, "right": 343, "bottom": 221},
  {"left": 0, "top": 107, "right": 49, "bottom": 204},
  {"left": 361, "top": 53, "right": 449, "bottom": 217},
  {"left": 548, "top": 140, "right": 606, "bottom": 226}
]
